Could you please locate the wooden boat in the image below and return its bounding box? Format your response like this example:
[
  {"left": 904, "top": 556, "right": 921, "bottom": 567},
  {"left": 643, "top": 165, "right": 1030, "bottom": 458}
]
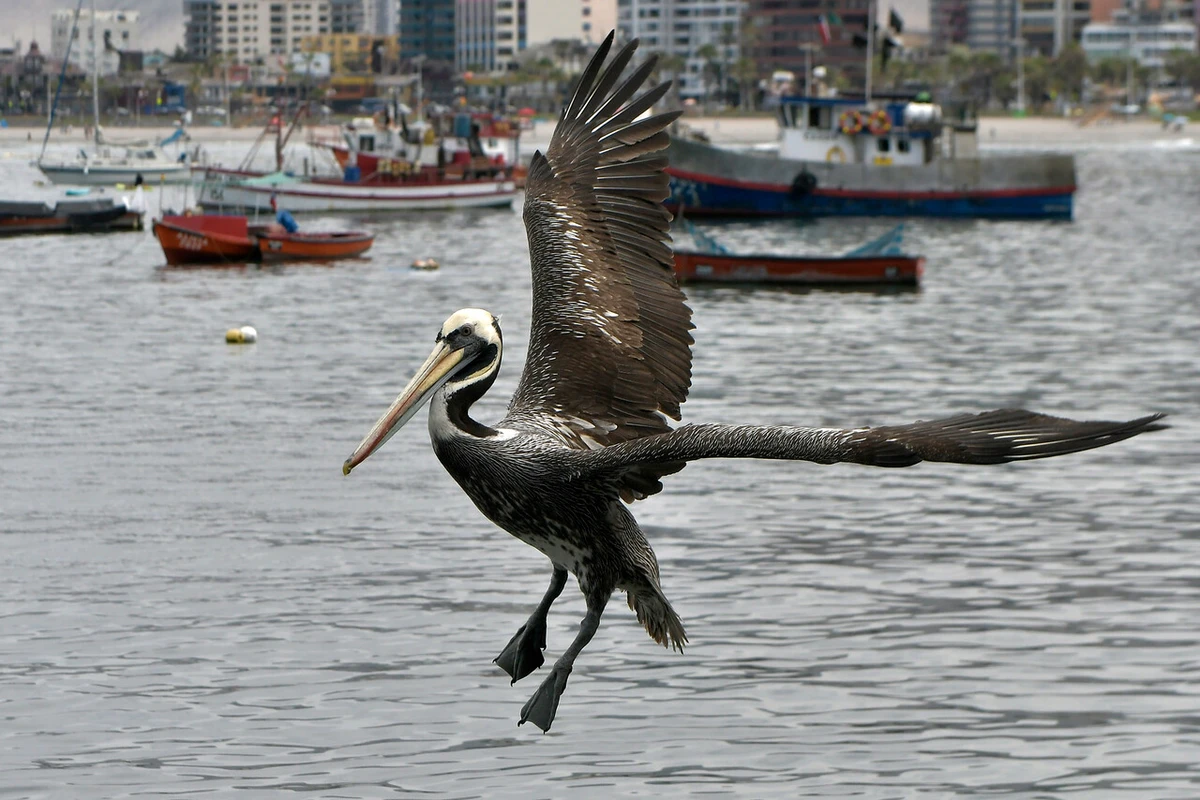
[
  {"left": 0, "top": 199, "right": 143, "bottom": 237},
  {"left": 153, "top": 213, "right": 374, "bottom": 265},
  {"left": 672, "top": 223, "right": 923, "bottom": 288},
  {"left": 152, "top": 215, "right": 263, "bottom": 265},
  {"left": 257, "top": 229, "right": 374, "bottom": 261}
]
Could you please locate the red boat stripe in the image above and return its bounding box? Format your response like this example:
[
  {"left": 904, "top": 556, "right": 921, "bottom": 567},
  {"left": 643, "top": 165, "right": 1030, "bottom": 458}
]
[{"left": 666, "top": 167, "right": 1076, "bottom": 200}]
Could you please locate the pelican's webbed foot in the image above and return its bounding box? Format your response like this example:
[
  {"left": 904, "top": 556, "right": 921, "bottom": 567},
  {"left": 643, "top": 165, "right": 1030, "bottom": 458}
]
[
  {"left": 518, "top": 665, "right": 572, "bottom": 732},
  {"left": 495, "top": 566, "right": 568, "bottom": 684},
  {"left": 494, "top": 616, "right": 547, "bottom": 684}
]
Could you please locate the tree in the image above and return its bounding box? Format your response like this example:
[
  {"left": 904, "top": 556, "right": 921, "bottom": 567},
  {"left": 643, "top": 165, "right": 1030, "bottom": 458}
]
[
  {"left": 1164, "top": 49, "right": 1200, "bottom": 89},
  {"left": 652, "top": 52, "right": 687, "bottom": 109},
  {"left": 696, "top": 43, "right": 720, "bottom": 108},
  {"left": 730, "top": 57, "right": 757, "bottom": 110},
  {"left": 1022, "top": 55, "right": 1051, "bottom": 110},
  {"left": 1091, "top": 56, "right": 1133, "bottom": 86},
  {"left": 1051, "top": 44, "right": 1088, "bottom": 102}
]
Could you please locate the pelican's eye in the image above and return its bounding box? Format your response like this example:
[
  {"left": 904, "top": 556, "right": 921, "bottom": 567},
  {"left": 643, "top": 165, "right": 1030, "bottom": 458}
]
[{"left": 458, "top": 324, "right": 474, "bottom": 337}]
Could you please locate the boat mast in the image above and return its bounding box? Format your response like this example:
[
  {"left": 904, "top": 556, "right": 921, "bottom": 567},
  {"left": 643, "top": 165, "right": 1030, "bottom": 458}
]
[
  {"left": 90, "top": 0, "right": 99, "bottom": 138},
  {"left": 865, "top": 0, "right": 874, "bottom": 103},
  {"left": 39, "top": 0, "right": 86, "bottom": 164}
]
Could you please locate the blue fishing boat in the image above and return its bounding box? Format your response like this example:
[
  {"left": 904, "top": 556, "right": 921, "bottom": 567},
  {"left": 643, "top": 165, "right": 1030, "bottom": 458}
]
[{"left": 666, "top": 96, "right": 1076, "bottom": 220}]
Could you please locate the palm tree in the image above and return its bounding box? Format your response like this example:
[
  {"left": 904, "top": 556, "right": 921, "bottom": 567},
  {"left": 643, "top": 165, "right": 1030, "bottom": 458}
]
[
  {"left": 730, "top": 57, "right": 758, "bottom": 110},
  {"left": 696, "top": 43, "right": 719, "bottom": 108}
]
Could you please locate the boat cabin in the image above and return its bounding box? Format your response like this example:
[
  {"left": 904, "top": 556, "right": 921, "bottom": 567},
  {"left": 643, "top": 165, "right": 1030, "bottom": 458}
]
[
  {"left": 777, "top": 96, "right": 945, "bottom": 167},
  {"left": 340, "top": 110, "right": 519, "bottom": 172}
]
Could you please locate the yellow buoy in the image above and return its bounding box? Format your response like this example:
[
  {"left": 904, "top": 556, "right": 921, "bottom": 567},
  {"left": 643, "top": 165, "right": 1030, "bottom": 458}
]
[{"left": 225, "top": 325, "right": 258, "bottom": 344}]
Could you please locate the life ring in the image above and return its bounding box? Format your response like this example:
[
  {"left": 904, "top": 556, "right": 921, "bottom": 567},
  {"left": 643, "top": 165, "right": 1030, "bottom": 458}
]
[
  {"left": 839, "top": 110, "right": 863, "bottom": 136},
  {"left": 826, "top": 146, "right": 847, "bottom": 163},
  {"left": 378, "top": 157, "right": 391, "bottom": 176},
  {"left": 867, "top": 109, "right": 892, "bottom": 136},
  {"left": 390, "top": 158, "right": 405, "bottom": 177}
]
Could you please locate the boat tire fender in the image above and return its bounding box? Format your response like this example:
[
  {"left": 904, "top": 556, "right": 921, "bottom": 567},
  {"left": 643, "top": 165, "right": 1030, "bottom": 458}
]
[{"left": 790, "top": 170, "right": 817, "bottom": 198}]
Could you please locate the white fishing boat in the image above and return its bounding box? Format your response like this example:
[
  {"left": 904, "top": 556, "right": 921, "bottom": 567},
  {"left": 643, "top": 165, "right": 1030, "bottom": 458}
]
[{"left": 198, "top": 169, "right": 516, "bottom": 213}]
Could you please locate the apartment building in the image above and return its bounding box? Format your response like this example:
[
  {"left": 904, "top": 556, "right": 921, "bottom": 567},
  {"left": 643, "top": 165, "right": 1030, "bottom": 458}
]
[
  {"left": 617, "top": 0, "right": 743, "bottom": 99},
  {"left": 184, "top": 0, "right": 332, "bottom": 62},
  {"left": 1081, "top": 19, "right": 1195, "bottom": 63},
  {"left": 400, "top": 0, "right": 456, "bottom": 63},
  {"left": 50, "top": 9, "right": 140, "bottom": 76}
]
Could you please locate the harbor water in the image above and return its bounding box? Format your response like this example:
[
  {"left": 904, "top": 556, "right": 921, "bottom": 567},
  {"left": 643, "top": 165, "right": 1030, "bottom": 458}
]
[{"left": 1, "top": 136, "right": 1198, "bottom": 798}]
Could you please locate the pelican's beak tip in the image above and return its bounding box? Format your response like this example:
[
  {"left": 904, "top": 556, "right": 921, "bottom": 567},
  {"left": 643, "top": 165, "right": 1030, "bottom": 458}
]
[{"left": 342, "top": 460, "right": 354, "bottom": 476}]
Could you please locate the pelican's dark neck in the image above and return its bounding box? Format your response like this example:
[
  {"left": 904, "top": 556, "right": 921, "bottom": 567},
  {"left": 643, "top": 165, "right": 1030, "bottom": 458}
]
[{"left": 441, "top": 343, "right": 500, "bottom": 438}]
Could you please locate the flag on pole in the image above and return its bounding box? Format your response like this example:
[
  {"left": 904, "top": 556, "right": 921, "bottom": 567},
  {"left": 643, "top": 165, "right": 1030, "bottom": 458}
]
[
  {"left": 889, "top": 8, "right": 905, "bottom": 33},
  {"left": 818, "top": 14, "right": 832, "bottom": 45}
]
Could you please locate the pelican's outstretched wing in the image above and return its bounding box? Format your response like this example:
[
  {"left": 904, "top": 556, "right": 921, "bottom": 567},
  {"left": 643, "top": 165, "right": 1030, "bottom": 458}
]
[
  {"left": 506, "top": 32, "right": 692, "bottom": 449},
  {"left": 585, "top": 410, "right": 1168, "bottom": 499}
]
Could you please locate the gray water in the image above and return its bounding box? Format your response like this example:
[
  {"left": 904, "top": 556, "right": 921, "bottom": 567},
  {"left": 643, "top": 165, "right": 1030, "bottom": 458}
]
[{"left": 2, "top": 138, "right": 1199, "bottom": 799}]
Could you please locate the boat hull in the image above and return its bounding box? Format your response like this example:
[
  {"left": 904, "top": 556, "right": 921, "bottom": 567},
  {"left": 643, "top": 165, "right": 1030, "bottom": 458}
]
[
  {"left": 152, "top": 215, "right": 260, "bottom": 265},
  {"left": 673, "top": 250, "right": 923, "bottom": 287},
  {"left": 39, "top": 163, "right": 193, "bottom": 186},
  {"left": 0, "top": 199, "right": 143, "bottom": 237},
  {"left": 257, "top": 231, "right": 374, "bottom": 260},
  {"left": 199, "top": 172, "right": 516, "bottom": 213},
  {"left": 666, "top": 138, "right": 1075, "bottom": 220}
]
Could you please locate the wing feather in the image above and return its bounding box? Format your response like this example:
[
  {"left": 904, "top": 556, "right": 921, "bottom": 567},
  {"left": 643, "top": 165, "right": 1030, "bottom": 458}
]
[
  {"left": 580, "top": 410, "right": 1168, "bottom": 500},
  {"left": 506, "top": 33, "right": 692, "bottom": 448}
]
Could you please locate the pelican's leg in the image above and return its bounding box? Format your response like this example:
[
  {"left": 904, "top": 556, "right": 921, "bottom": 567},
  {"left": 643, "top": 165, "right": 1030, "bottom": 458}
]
[
  {"left": 494, "top": 565, "right": 568, "bottom": 684},
  {"left": 518, "top": 594, "right": 608, "bottom": 732}
]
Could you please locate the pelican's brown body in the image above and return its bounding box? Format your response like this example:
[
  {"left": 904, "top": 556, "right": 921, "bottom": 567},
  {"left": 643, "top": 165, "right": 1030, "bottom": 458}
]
[{"left": 343, "top": 33, "right": 1166, "bottom": 731}]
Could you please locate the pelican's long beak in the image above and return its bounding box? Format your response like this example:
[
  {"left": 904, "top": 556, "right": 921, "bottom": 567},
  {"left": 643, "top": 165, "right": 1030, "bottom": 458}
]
[{"left": 343, "top": 341, "right": 466, "bottom": 475}]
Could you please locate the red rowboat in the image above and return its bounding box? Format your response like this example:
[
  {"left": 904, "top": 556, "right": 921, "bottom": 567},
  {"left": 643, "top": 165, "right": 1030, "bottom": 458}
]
[
  {"left": 672, "top": 223, "right": 922, "bottom": 288},
  {"left": 257, "top": 230, "right": 374, "bottom": 261},
  {"left": 153, "top": 214, "right": 373, "bottom": 265},
  {"left": 673, "top": 250, "right": 923, "bottom": 287},
  {"left": 153, "top": 215, "right": 263, "bottom": 265}
]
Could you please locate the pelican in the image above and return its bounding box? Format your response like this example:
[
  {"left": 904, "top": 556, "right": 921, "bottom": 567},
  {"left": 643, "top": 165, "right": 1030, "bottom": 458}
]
[{"left": 344, "top": 33, "right": 1165, "bottom": 731}]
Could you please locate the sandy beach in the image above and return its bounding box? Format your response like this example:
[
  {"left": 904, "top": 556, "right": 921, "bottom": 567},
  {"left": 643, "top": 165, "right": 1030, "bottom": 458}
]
[{"left": 1, "top": 113, "right": 1188, "bottom": 150}]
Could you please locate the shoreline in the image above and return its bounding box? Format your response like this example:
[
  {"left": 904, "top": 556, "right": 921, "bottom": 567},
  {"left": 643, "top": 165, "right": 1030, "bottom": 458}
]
[{"left": 1, "top": 114, "right": 1189, "bottom": 149}]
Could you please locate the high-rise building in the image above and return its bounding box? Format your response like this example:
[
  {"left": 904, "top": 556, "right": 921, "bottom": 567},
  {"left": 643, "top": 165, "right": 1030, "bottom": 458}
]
[
  {"left": 618, "top": 0, "right": 742, "bottom": 99},
  {"left": 399, "top": 0, "right": 456, "bottom": 63},
  {"left": 967, "top": 0, "right": 1018, "bottom": 56},
  {"left": 1018, "top": 0, "right": 1091, "bottom": 55},
  {"left": 330, "top": 0, "right": 365, "bottom": 32},
  {"left": 183, "top": 0, "right": 333, "bottom": 62},
  {"left": 362, "top": 0, "right": 399, "bottom": 34},
  {"left": 931, "top": 0, "right": 971, "bottom": 51},
  {"left": 51, "top": 9, "right": 140, "bottom": 76},
  {"left": 526, "top": 0, "right": 613, "bottom": 46}
]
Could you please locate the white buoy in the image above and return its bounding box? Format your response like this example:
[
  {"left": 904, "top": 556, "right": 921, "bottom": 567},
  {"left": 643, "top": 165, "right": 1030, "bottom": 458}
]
[
  {"left": 225, "top": 325, "right": 258, "bottom": 344},
  {"left": 411, "top": 258, "right": 440, "bottom": 270}
]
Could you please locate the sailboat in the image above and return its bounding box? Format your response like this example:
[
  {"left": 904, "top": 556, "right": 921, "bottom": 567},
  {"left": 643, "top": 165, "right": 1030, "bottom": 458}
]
[{"left": 37, "top": 0, "right": 193, "bottom": 186}]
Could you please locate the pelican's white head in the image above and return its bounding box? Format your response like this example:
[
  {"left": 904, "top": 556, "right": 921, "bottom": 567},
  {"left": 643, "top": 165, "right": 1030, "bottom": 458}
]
[{"left": 343, "top": 308, "right": 502, "bottom": 475}]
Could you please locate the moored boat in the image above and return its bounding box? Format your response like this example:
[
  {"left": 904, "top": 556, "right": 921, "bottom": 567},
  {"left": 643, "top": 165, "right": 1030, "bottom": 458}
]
[
  {"left": 313, "top": 108, "right": 524, "bottom": 186},
  {"left": 666, "top": 96, "right": 1076, "bottom": 220},
  {"left": 0, "top": 198, "right": 143, "bottom": 237},
  {"left": 152, "top": 214, "right": 264, "bottom": 264},
  {"left": 257, "top": 229, "right": 374, "bottom": 261},
  {"left": 672, "top": 222, "right": 922, "bottom": 287},
  {"left": 153, "top": 213, "right": 374, "bottom": 264},
  {"left": 198, "top": 168, "right": 517, "bottom": 213}
]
